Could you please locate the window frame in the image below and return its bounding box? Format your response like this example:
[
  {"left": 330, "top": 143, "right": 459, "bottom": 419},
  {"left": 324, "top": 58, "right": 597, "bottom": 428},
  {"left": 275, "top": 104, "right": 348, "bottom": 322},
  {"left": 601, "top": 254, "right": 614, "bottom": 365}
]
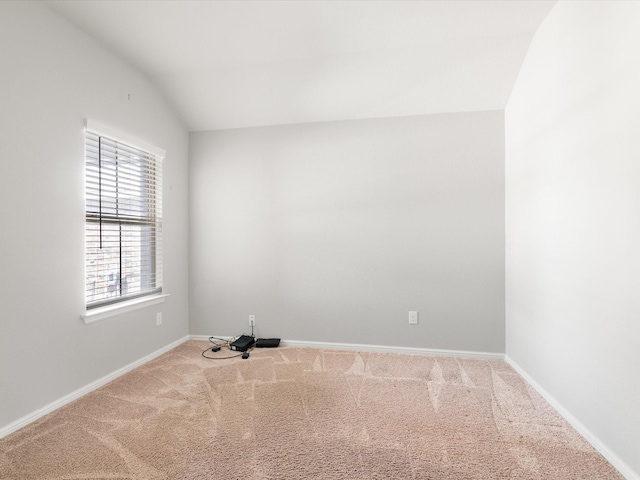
[{"left": 82, "top": 120, "right": 167, "bottom": 322}]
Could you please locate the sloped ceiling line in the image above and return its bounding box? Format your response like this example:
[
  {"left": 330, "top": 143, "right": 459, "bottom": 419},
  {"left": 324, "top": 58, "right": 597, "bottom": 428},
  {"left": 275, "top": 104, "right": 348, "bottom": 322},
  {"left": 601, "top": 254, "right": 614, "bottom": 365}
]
[{"left": 47, "top": 0, "right": 556, "bottom": 131}]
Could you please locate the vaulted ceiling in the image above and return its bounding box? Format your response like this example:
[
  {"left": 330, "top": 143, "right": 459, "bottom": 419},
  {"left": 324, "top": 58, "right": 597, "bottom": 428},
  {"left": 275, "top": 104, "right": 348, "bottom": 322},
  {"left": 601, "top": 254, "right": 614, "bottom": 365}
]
[{"left": 47, "top": 0, "right": 555, "bottom": 131}]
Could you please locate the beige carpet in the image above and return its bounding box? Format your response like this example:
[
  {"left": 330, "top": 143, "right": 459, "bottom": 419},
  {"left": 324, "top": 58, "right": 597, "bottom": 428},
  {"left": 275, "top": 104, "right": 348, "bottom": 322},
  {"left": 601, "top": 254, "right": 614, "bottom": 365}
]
[{"left": 0, "top": 341, "right": 623, "bottom": 479}]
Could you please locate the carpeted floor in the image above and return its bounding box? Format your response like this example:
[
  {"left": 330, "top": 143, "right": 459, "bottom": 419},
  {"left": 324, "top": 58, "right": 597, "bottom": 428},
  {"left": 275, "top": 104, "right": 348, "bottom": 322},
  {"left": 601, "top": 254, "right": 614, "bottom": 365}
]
[{"left": 0, "top": 340, "right": 623, "bottom": 479}]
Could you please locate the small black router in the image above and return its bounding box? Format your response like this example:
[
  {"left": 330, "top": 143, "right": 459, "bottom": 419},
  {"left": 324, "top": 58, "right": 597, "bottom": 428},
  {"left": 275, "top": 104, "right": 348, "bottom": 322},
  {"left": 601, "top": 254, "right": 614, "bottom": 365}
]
[
  {"left": 229, "top": 335, "right": 255, "bottom": 352},
  {"left": 255, "top": 338, "right": 280, "bottom": 348}
]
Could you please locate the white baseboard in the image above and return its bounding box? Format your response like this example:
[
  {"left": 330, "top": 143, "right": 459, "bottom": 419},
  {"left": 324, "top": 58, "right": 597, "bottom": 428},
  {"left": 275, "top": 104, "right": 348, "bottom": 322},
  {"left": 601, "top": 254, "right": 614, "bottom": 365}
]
[
  {"left": 190, "top": 335, "right": 504, "bottom": 360},
  {"left": 505, "top": 356, "right": 638, "bottom": 480},
  {"left": 0, "top": 336, "right": 190, "bottom": 440}
]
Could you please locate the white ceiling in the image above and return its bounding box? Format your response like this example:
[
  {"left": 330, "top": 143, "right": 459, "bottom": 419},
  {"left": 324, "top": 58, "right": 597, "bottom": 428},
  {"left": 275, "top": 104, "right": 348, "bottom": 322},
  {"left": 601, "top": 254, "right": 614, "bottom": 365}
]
[{"left": 47, "top": 0, "right": 555, "bottom": 132}]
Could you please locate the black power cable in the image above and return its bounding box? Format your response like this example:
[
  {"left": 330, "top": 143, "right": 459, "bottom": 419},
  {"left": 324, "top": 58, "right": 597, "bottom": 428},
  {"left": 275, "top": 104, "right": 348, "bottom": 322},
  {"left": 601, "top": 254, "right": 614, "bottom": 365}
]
[{"left": 201, "top": 335, "right": 254, "bottom": 360}]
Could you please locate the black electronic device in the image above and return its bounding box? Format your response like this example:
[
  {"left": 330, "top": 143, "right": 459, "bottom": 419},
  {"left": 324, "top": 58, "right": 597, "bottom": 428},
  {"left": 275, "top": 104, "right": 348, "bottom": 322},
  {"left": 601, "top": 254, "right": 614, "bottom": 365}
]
[
  {"left": 255, "top": 338, "right": 281, "bottom": 348},
  {"left": 230, "top": 335, "right": 255, "bottom": 352}
]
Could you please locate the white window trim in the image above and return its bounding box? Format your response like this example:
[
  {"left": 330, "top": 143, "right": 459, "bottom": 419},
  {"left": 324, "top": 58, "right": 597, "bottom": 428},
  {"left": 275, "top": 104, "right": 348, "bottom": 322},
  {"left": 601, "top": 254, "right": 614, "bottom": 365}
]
[
  {"left": 82, "top": 294, "right": 170, "bottom": 324},
  {"left": 83, "top": 119, "right": 167, "bottom": 322}
]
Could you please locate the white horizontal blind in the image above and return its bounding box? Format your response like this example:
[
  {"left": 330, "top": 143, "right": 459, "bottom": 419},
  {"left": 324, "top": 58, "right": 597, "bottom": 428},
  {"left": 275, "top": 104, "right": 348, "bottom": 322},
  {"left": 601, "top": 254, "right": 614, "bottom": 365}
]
[{"left": 85, "top": 130, "right": 163, "bottom": 309}]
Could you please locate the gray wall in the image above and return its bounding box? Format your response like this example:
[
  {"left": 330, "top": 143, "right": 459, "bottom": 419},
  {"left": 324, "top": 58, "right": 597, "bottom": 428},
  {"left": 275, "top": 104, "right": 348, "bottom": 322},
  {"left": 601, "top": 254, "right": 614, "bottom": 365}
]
[
  {"left": 190, "top": 111, "right": 505, "bottom": 353},
  {"left": 506, "top": 1, "right": 640, "bottom": 477},
  {"left": 0, "top": 2, "right": 189, "bottom": 431}
]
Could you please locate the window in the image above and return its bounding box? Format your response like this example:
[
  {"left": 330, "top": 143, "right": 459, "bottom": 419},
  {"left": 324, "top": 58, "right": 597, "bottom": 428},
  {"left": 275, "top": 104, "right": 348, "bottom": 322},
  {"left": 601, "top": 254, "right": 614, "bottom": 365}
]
[{"left": 85, "top": 126, "right": 163, "bottom": 310}]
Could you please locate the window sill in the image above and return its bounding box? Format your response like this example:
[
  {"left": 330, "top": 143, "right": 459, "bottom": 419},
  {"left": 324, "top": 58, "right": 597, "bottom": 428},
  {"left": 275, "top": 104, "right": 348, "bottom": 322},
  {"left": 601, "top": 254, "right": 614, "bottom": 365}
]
[{"left": 81, "top": 294, "right": 170, "bottom": 324}]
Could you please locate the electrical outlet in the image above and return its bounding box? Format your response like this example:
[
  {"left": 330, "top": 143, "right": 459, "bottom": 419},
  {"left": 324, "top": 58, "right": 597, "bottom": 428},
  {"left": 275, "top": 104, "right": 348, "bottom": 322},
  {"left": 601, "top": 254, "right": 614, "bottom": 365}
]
[
  {"left": 249, "top": 315, "right": 256, "bottom": 327},
  {"left": 408, "top": 311, "right": 418, "bottom": 325},
  {"left": 156, "top": 312, "right": 162, "bottom": 326}
]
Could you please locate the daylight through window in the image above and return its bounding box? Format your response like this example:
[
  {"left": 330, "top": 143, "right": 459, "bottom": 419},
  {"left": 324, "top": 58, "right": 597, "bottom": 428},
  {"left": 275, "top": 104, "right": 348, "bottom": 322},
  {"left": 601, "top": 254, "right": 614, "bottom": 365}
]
[{"left": 85, "top": 130, "right": 163, "bottom": 309}]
